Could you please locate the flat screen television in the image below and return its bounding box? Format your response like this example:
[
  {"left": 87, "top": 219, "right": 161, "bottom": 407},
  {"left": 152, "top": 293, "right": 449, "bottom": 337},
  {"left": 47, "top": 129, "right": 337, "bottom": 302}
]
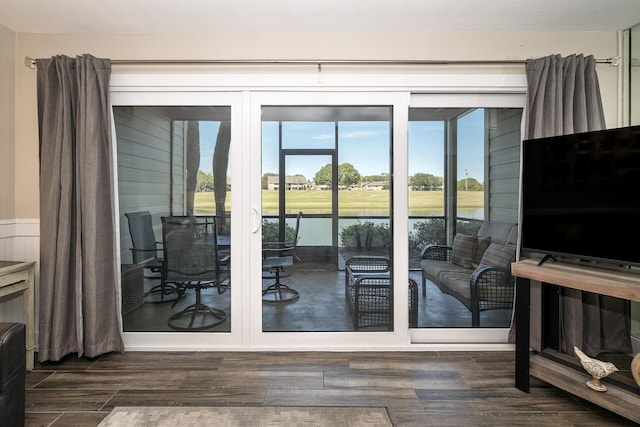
[{"left": 521, "top": 125, "right": 640, "bottom": 267}]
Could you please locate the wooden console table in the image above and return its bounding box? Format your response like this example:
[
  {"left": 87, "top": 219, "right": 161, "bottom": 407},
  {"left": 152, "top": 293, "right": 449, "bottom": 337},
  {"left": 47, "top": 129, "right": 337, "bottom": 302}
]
[
  {"left": 513, "top": 258, "right": 640, "bottom": 423},
  {"left": 0, "top": 261, "right": 36, "bottom": 370}
]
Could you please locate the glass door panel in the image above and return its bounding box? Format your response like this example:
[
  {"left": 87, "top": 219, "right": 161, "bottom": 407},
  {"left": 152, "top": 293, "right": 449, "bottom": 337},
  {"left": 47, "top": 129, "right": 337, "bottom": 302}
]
[
  {"left": 261, "top": 105, "right": 393, "bottom": 332},
  {"left": 407, "top": 115, "right": 446, "bottom": 270},
  {"left": 337, "top": 120, "right": 392, "bottom": 268},
  {"left": 457, "top": 109, "right": 486, "bottom": 228},
  {"left": 283, "top": 153, "right": 334, "bottom": 247},
  {"left": 114, "top": 105, "right": 233, "bottom": 333},
  {"left": 408, "top": 107, "right": 522, "bottom": 330}
]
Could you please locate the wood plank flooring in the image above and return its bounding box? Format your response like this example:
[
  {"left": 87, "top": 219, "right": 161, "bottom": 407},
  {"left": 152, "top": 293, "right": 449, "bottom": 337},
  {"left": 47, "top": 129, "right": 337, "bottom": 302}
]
[{"left": 25, "top": 350, "right": 636, "bottom": 426}]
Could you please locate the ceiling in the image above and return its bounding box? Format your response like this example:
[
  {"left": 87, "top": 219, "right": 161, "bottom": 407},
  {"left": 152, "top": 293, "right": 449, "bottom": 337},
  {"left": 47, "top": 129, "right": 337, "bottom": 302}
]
[{"left": 0, "top": 0, "right": 639, "bottom": 34}]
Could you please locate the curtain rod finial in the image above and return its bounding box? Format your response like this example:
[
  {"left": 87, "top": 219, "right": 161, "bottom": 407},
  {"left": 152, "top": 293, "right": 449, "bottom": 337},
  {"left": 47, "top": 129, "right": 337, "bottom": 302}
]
[
  {"left": 25, "top": 57, "right": 36, "bottom": 69},
  {"left": 602, "top": 56, "right": 620, "bottom": 67}
]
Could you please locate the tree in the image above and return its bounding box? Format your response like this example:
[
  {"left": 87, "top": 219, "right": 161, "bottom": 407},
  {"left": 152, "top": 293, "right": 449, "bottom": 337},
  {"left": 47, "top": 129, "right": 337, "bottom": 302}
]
[
  {"left": 457, "top": 177, "right": 484, "bottom": 191},
  {"left": 338, "top": 163, "right": 361, "bottom": 187},
  {"left": 197, "top": 170, "right": 214, "bottom": 192},
  {"left": 314, "top": 164, "right": 332, "bottom": 187},
  {"left": 314, "top": 163, "right": 362, "bottom": 188},
  {"left": 410, "top": 173, "right": 442, "bottom": 191},
  {"left": 363, "top": 172, "right": 388, "bottom": 183}
]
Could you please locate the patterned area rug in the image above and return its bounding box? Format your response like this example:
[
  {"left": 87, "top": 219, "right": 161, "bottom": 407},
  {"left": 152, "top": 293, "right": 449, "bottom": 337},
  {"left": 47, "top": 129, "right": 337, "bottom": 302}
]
[{"left": 99, "top": 406, "right": 393, "bottom": 426}]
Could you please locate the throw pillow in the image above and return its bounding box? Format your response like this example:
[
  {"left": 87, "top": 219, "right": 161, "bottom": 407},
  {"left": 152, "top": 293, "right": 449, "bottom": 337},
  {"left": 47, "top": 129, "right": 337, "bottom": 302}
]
[
  {"left": 479, "top": 243, "right": 516, "bottom": 268},
  {"left": 473, "top": 236, "right": 492, "bottom": 266},
  {"left": 450, "top": 234, "right": 476, "bottom": 268}
]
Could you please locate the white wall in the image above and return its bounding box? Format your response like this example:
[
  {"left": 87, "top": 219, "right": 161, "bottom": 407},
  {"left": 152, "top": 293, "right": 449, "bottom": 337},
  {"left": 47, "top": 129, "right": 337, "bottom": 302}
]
[{"left": 0, "top": 24, "right": 15, "bottom": 220}]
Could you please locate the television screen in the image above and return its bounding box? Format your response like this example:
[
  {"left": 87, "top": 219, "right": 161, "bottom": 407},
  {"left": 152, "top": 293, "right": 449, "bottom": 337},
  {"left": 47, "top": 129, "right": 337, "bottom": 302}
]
[{"left": 521, "top": 125, "right": 640, "bottom": 267}]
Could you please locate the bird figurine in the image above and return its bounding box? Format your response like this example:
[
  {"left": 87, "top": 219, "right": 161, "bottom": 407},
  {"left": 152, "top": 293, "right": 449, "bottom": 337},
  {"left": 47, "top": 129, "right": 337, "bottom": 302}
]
[
  {"left": 631, "top": 352, "right": 640, "bottom": 388},
  {"left": 573, "top": 346, "right": 619, "bottom": 392}
]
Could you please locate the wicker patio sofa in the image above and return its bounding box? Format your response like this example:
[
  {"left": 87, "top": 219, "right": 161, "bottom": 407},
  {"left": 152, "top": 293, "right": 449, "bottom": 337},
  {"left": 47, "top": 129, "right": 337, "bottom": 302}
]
[{"left": 420, "top": 221, "right": 517, "bottom": 327}]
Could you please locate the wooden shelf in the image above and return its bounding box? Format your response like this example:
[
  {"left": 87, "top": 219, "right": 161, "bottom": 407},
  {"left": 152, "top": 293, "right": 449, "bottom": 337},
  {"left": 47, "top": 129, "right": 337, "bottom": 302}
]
[
  {"left": 512, "top": 258, "right": 640, "bottom": 302},
  {"left": 531, "top": 352, "right": 640, "bottom": 424},
  {"left": 513, "top": 259, "right": 640, "bottom": 424}
]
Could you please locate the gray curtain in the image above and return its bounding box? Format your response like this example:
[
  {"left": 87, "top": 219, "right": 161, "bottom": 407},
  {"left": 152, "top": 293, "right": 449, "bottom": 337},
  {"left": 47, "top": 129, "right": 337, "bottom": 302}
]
[
  {"left": 520, "top": 53, "right": 631, "bottom": 357},
  {"left": 37, "top": 54, "right": 124, "bottom": 362},
  {"left": 185, "top": 121, "right": 200, "bottom": 216},
  {"left": 213, "top": 120, "right": 231, "bottom": 234}
]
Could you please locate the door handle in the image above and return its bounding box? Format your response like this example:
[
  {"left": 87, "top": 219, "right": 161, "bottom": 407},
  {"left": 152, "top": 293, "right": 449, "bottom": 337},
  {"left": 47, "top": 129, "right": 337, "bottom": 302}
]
[{"left": 252, "top": 207, "right": 261, "bottom": 233}]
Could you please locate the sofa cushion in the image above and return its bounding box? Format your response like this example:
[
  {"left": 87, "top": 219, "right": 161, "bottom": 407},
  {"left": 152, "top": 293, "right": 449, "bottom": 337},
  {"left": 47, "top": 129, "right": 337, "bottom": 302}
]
[
  {"left": 479, "top": 243, "right": 516, "bottom": 268},
  {"left": 438, "top": 270, "right": 473, "bottom": 302},
  {"left": 421, "top": 259, "right": 473, "bottom": 283},
  {"left": 477, "top": 221, "right": 518, "bottom": 246},
  {"left": 472, "top": 236, "right": 492, "bottom": 266},
  {"left": 450, "top": 234, "right": 476, "bottom": 268}
]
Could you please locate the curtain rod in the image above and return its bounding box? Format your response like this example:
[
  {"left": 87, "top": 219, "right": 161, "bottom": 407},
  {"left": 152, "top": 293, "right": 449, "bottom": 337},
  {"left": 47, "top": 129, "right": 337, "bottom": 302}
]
[{"left": 24, "top": 56, "right": 620, "bottom": 69}]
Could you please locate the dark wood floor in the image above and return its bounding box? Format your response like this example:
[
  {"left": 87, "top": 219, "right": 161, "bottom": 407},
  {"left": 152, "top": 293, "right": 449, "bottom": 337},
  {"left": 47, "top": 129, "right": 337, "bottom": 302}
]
[{"left": 25, "top": 350, "right": 636, "bottom": 426}]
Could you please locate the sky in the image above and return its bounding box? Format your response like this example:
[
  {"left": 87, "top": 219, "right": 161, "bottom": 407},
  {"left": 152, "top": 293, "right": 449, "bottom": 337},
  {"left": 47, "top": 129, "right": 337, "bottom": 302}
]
[
  {"left": 198, "top": 121, "right": 221, "bottom": 173},
  {"left": 198, "top": 108, "right": 486, "bottom": 183}
]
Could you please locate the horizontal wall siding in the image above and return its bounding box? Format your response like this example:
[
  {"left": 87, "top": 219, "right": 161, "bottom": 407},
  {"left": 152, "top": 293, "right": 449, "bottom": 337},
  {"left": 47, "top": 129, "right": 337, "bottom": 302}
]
[
  {"left": 487, "top": 109, "right": 522, "bottom": 224},
  {"left": 115, "top": 107, "right": 174, "bottom": 264}
]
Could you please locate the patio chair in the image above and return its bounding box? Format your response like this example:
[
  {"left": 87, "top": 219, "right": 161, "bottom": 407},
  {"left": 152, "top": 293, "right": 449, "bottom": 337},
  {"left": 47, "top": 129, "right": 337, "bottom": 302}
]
[
  {"left": 262, "top": 211, "right": 303, "bottom": 303},
  {"left": 125, "top": 211, "right": 182, "bottom": 303},
  {"left": 161, "top": 216, "right": 230, "bottom": 330}
]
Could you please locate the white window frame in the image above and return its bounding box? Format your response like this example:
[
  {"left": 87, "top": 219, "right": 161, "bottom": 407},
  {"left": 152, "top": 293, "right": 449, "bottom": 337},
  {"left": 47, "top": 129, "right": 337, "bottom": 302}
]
[{"left": 110, "top": 72, "right": 527, "bottom": 351}]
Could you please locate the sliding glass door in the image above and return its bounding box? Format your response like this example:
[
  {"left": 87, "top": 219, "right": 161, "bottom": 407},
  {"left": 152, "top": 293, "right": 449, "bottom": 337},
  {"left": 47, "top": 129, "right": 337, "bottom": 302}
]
[{"left": 110, "top": 75, "right": 526, "bottom": 350}]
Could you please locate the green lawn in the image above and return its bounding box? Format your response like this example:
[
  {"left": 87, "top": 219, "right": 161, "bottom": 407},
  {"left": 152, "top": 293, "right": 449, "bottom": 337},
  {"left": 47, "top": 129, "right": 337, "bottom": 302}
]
[{"left": 195, "top": 190, "right": 483, "bottom": 216}]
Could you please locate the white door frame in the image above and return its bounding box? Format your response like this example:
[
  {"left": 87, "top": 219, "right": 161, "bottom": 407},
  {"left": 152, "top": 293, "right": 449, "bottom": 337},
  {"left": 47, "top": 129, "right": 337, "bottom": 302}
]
[
  {"left": 110, "top": 72, "right": 527, "bottom": 351},
  {"left": 247, "top": 91, "right": 411, "bottom": 349},
  {"left": 409, "top": 92, "right": 526, "bottom": 346},
  {"left": 111, "top": 91, "right": 246, "bottom": 350}
]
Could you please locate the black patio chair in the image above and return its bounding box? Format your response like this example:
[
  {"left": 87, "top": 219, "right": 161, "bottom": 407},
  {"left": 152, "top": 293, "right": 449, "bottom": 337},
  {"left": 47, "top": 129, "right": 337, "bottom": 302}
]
[
  {"left": 162, "top": 216, "right": 230, "bottom": 330},
  {"left": 262, "top": 211, "right": 303, "bottom": 303},
  {"left": 125, "top": 211, "right": 182, "bottom": 303}
]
